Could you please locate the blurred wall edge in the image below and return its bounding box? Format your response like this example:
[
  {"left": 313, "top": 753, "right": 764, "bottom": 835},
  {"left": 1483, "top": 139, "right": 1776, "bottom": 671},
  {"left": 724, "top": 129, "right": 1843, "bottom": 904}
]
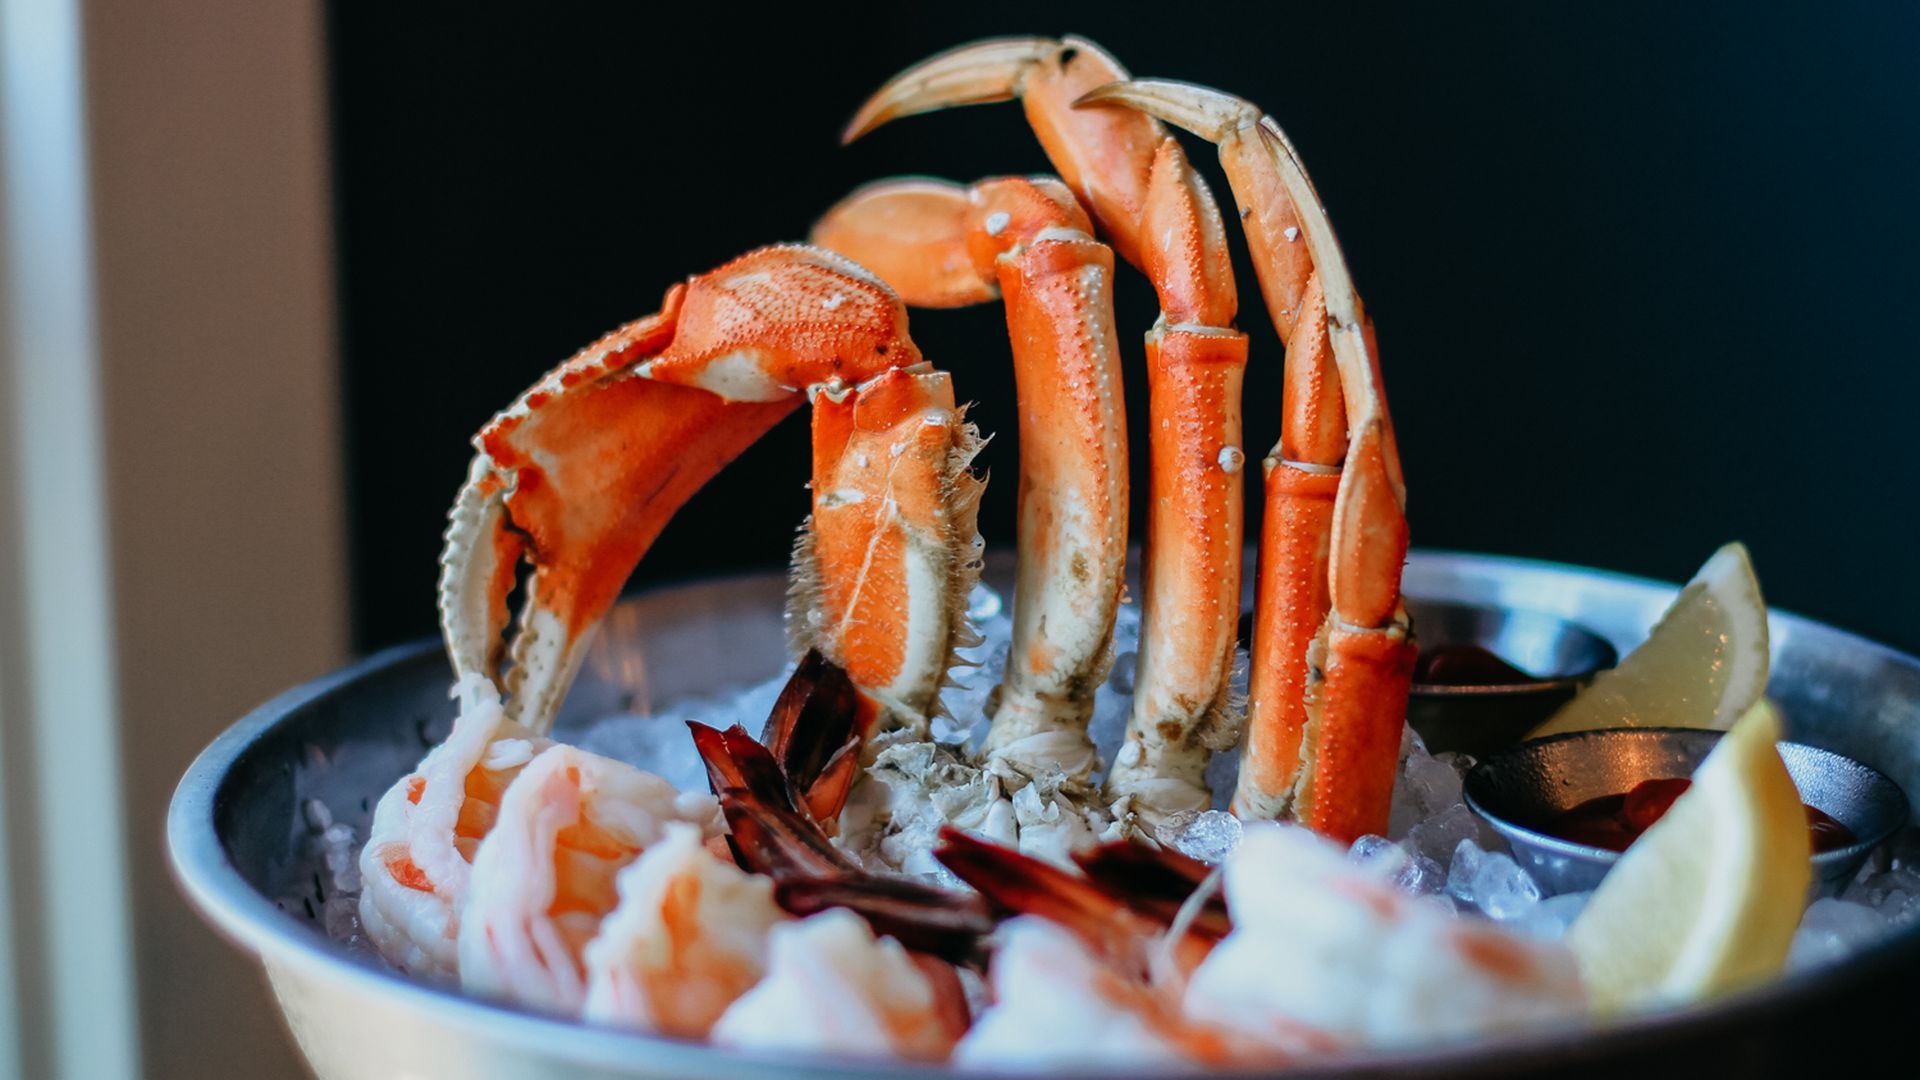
[{"left": 0, "top": 1, "right": 346, "bottom": 1078}]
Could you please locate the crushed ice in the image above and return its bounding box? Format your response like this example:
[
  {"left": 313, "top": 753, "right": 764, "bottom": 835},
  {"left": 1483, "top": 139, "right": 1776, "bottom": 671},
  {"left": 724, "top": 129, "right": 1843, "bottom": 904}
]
[
  {"left": 308, "top": 580, "right": 1920, "bottom": 978},
  {"left": 1156, "top": 809, "right": 1244, "bottom": 864},
  {"left": 282, "top": 796, "right": 370, "bottom": 953}
]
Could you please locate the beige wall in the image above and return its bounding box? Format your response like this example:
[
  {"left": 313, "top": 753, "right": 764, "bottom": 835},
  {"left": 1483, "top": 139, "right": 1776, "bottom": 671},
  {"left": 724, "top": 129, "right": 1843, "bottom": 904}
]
[{"left": 89, "top": 1, "right": 345, "bottom": 1076}]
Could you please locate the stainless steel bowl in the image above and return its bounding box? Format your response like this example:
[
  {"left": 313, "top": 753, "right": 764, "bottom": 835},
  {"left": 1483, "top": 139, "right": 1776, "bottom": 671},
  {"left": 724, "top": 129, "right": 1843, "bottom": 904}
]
[
  {"left": 1464, "top": 728, "right": 1911, "bottom": 895},
  {"left": 1404, "top": 598, "right": 1618, "bottom": 757},
  {"left": 169, "top": 551, "right": 1920, "bottom": 1078}
]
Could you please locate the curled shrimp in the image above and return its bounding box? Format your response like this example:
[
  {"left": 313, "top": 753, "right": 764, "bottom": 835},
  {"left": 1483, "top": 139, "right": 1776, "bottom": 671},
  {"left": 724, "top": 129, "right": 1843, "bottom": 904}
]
[
  {"left": 955, "top": 915, "right": 1260, "bottom": 1068},
  {"left": 456, "top": 744, "right": 720, "bottom": 1014},
  {"left": 709, "top": 908, "right": 967, "bottom": 1062},
  {"left": 359, "top": 675, "right": 552, "bottom": 978},
  {"left": 581, "top": 822, "right": 788, "bottom": 1038},
  {"left": 1184, "top": 824, "right": 1587, "bottom": 1051},
  {"left": 938, "top": 830, "right": 1284, "bottom": 1069}
]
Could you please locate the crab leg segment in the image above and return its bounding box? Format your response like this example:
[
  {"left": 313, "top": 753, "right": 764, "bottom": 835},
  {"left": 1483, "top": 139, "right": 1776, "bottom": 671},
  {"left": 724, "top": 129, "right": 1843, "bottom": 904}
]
[
  {"left": 791, "top": 367, "right": 985, "bottom": 745},
  {"left": 815, "top": 176, "right": 1129, "bottom": 786},
  {"left": 1104, "top": 139, "right": 1247, "bottom": 818},
  {"left": 1299, "top": 422, "right": 1414, "bottom": 840},
  {"left": 1084, "top": 80, "right": 1413, "bottom": 839},
  {"left": 439, "top": 245, "right": 954, "bottom": 734}
]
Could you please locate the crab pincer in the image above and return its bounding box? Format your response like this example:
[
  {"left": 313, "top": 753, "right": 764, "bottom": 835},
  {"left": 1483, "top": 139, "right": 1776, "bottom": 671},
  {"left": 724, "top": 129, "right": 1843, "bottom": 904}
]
[
  {"left": 816, "top": 175, "right": 1131, "bottom": 787},
  {"left": 437, "top": 245, "right": 984, "bottom": 759}
]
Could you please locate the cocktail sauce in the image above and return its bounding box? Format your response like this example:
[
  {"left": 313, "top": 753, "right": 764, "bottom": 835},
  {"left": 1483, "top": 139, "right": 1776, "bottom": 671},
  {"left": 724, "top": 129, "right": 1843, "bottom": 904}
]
[
  {"left": 1543, "top": 777, "right": 1856, "bottom": 853},
  {"left": 1413, "top": 644, "right": 1542, "bottom": 687}
]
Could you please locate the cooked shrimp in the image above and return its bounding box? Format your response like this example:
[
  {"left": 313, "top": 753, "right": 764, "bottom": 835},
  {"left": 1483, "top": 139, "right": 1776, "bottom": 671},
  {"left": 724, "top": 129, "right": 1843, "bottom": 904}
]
[
  {"left": 1184, "top": 824, "right": 1586, "bottom": 1051},
  {"left": 581, "top": 822, "right": 788, "bottom": 1038},
  {"left": 939, "top": 829, "right": 1292, "bottom": 1069},
  {"left": 955, "top": 915, "right": 1265, "bottom": 1069},
  {"left": 456, "top": 745, "right": 720, "bottom": 1015},
  {"left": 359, "top": 675, "right": 552, "bottom": 978},
  {"left": 710, "top": 908, "right": 965, "bottom": 1062}
]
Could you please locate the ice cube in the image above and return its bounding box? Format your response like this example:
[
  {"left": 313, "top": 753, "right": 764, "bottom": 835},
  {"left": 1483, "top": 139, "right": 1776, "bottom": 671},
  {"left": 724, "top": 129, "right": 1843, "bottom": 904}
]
[
  {"left": 1349, "top": 833, "right": 1445, "bottom": 895},
  {"left": 966, "top": 583, "right": 1003, "bottom": 622},
  {"left": 1882, "top": 857, "right": 1920, "bottom": 900},
  {"left": 302, "top": 798, "right": 333, "bottom": 833},
  {"left": 1446, "top": 839, "right": 1486, "bottom": 906},
  {"left": 1387, "top": 785, "right": 1423, "bottom": 839},
  {"left": 1394, "top": 851, "right": 1448, "bottom": 896},
  {"left": 1789, "top": 898, "right": 1890, "bottom": 971},
  {"left": 1507, "top": 891, "right": 1590, "bottom": 940},
  {"left": 1408, "top": 803, "right": 1482, "bottom": 866},
  {"left": 329, "top": 859, "right": 362, "bottom": 896},
  {"left": 1158, "top": 809, "right": 1243, "bottom": 865},
  {"left": 1471, "top": 850, "right": 1542, "bottom": 920},
  {"left": 1349, "top": 833, "right": 1402, "bottom": 868},
  {"left": 1411, "top": 756, "right": 1463, "bottom": 819},
  {"left": 930, "top": 710, "right": 977, "bottom": 746},
  {"left": 1877, "top": 889, "right": 1920, "bottom": 926},
  {"left": 1388, "top": 727, "right": 1468, "bottom": 837},
  {"left": 322, "top": 896, "right": 361, "bottom": 942}
]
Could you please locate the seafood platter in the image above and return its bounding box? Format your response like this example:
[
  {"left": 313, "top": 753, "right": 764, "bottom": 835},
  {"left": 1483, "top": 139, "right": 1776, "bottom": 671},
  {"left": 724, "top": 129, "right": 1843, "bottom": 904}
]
[{"left": 170, "top": 35, "right": 1920, "bottom": 1078}]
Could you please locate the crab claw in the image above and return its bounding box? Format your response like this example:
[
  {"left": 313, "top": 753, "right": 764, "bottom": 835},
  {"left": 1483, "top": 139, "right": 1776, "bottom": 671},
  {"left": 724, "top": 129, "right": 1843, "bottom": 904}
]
[
  {"left": 844, "top": 35, "right": 1164, "bottom": 267},
  {"left": 1074, "top": 78, "right": 1399, "bottom": 482},
  {"left": 439, "top": 245, "right": 927, "bottom": 733},
  {"left": 791, "top": 367, "right": 986, "bottom": 747}
]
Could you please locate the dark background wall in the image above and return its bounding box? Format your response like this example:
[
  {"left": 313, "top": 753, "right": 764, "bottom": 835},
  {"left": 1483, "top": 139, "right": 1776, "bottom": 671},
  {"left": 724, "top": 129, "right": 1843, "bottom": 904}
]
[{"left": 327, "top": 3, "right": 1919, "bottom": 656}]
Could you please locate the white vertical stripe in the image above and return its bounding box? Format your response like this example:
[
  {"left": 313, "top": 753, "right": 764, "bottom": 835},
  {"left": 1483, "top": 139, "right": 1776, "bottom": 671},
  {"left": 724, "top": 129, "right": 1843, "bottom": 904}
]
[{"left": 0, "top": 0, "right": 141, "bottom": 1078}]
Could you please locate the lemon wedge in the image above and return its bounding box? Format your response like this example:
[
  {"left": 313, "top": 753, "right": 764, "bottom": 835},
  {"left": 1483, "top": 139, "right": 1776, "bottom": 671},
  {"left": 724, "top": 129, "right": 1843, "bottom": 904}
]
[
  {"left": 1528, "top": 542, "right": 1768, "bottom": 739},
  {"left": 1565, "top": 700, "right": 1811, "bottom": 1012}
]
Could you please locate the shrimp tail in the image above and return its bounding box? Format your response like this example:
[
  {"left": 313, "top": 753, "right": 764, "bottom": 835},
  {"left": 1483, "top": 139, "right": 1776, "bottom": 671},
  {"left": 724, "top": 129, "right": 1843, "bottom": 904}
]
[
  {"left": 775, "top": 875, "right": 994, "bottom": 964},
  {"left": 1073, "top": 842, "right": 1232, "bottom": 941}
]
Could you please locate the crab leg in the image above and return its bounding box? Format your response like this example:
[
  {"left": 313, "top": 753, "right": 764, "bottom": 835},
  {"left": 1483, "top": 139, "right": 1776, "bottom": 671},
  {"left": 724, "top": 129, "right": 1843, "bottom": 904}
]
[
  {"left": 438, "top": 245, "right": 980, "bottom": 741},
  {"left": 1105, "top": 140, "right": 1246, "bottom": 817},
  {"left": 792, "top": 366, "right": 985, "bottom": 746},
  {"left": 1083, "top": 80, "right": 1413, "bottom": 840},
  {"left": 834, "top": 38, "right": 1250, "bottom": 817},
  {"left": 844, "top": 36, "right": 1164, "bottom": 268},
  {"left": 814, "top": 176, "right": 1128, "bottom": 786}
]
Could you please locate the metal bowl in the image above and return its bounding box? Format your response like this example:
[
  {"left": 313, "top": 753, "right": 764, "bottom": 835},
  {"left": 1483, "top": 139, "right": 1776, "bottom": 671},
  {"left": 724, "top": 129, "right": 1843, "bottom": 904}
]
[
  {"left": 170, "top": 551, "right": 1920, "bottom": 1078},
  {"left": 1464, "top": 728, "right": 1911, "bottom": 896},
  {"left": 1404, "top": 598, "right": 1618, "bottom": 757}
]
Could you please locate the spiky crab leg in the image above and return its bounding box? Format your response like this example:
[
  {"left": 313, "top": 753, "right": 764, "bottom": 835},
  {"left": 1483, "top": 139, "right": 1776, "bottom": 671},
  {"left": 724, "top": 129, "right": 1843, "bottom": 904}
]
[
  {"left": 815, "top": 176, "right": 1128, "bottom": 786},
  {"left": 1083, "top": 81, "right": 1414, "bottom": 841},
  {"left": 793, "top": 367, "right": 985, "bottom": 744},
  {"left": 834, "top": 38, "right": 1250, "bottom": 818},
  {"left": 439, "top": 245, "right": 981, "bottom": 742}
]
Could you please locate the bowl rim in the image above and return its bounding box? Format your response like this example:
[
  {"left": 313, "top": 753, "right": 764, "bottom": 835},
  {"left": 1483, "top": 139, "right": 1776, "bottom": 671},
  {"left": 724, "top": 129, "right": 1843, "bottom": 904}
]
[
  {"left": 1405, "top": 597, "right": 1619, "bottom": 698},
  {"left": 167, "top": 549, "right": 1920, "bottom": 1078},
  {"left": 1463, "top": 727, "right": 1912, "bottom": 871}
]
